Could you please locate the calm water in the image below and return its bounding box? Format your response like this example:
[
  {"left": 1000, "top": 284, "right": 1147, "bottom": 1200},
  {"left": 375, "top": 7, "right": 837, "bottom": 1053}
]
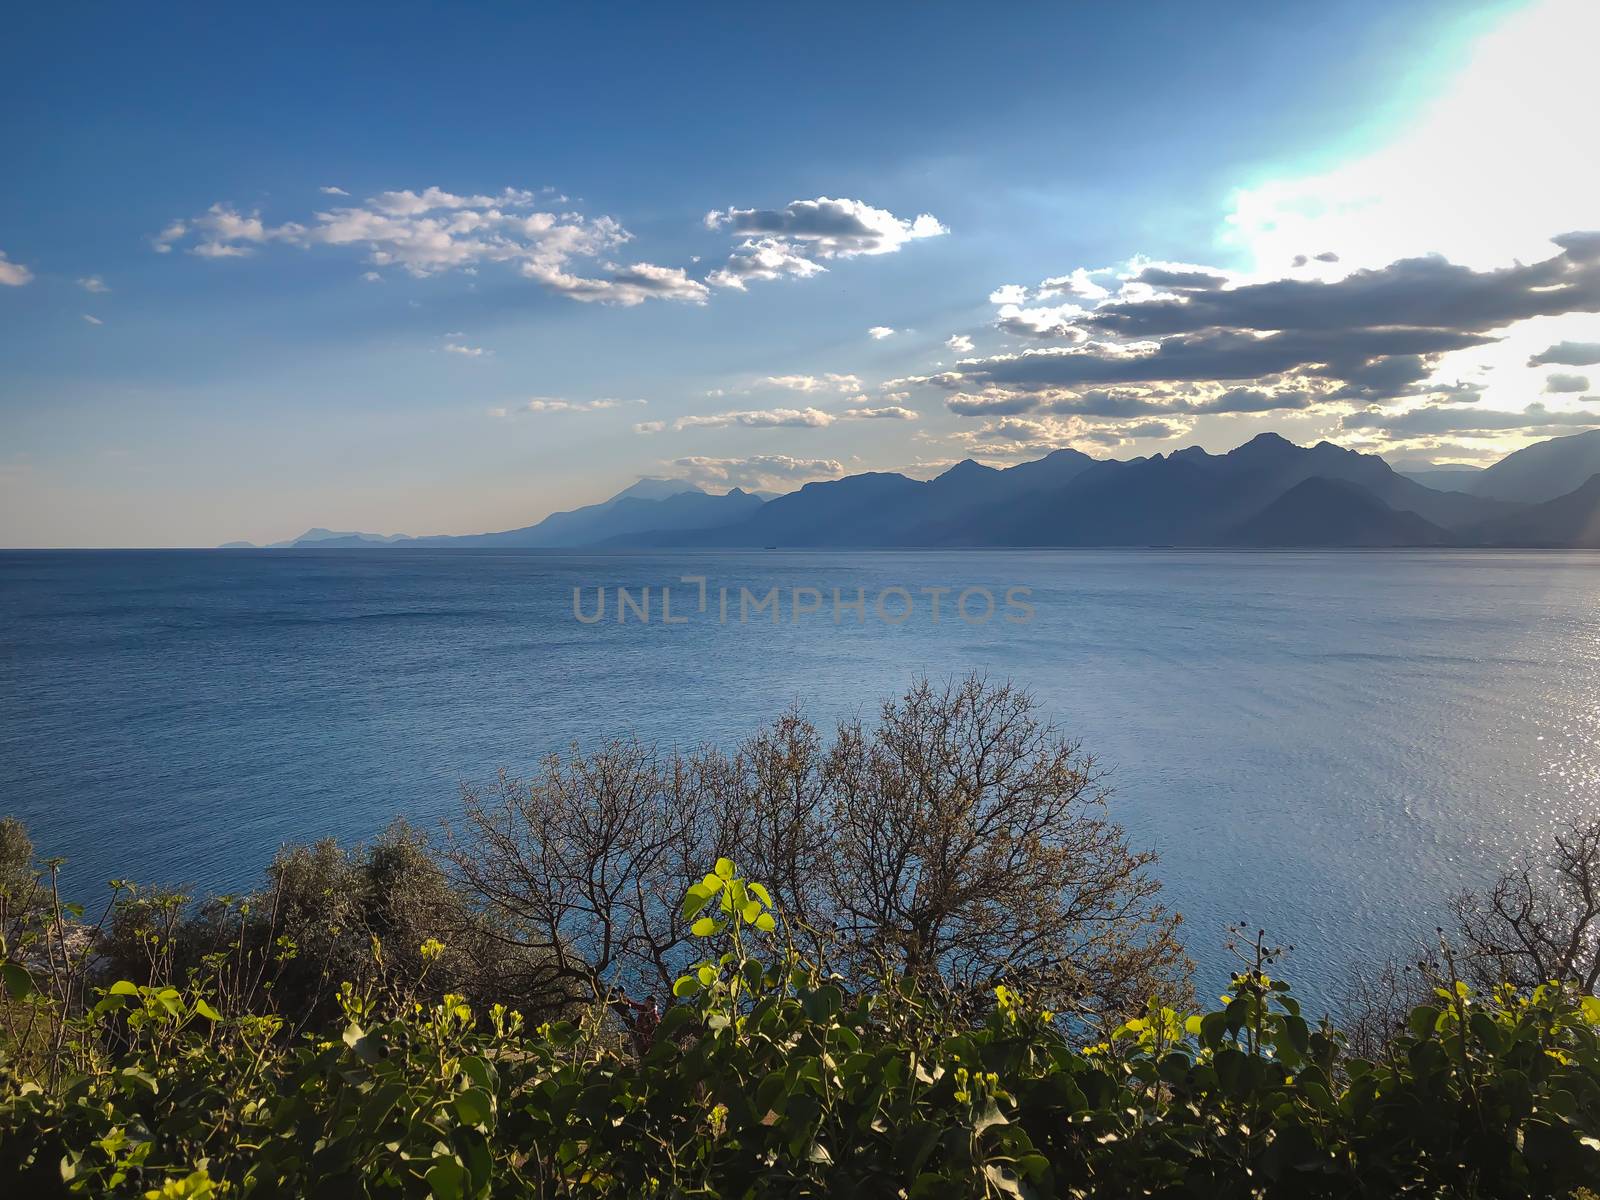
[{"left": 3, "top": 548, "right": 1599, "bottom": 1007}]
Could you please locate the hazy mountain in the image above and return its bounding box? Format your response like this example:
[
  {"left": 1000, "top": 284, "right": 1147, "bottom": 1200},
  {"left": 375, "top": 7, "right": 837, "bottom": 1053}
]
[
  {"left": 405, "top": 483, "right": 760, "bottom": 548},
  {"left": 1229, "top": 478, "right": 1455, "bottom": 547},
  {"left": 1396, "top": 466, "right": 1485, "bottom": 493},
  {"left": 1454, "top": 429, "right": 1600, "bottom": 504},
  {"left": 260, "top": 528, "right": 410, "bottom": 548},
  {"left": 1465, "top": 473, "right": 1600, "bottom": 547}
]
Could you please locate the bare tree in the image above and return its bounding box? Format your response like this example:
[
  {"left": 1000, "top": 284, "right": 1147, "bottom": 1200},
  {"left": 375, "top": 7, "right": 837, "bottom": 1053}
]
[
  {"left": 818, "top": 676, "right": 1187, "bottom": 1017},
  {"left": 445, "top": 740, "right": 736, "bottom": 1013},
  {"left": 445, "top": 676, "right": 1190, "bottom": 1024},
  {"left": 1452, "top": 818, "right": 1600, "bottom": 992}
]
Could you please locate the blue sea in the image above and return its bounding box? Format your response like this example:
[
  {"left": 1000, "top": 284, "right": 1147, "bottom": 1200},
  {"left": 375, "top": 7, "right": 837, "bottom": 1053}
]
[{"left": 3, "top": 548, "right": 1598, "bottom": 1007}]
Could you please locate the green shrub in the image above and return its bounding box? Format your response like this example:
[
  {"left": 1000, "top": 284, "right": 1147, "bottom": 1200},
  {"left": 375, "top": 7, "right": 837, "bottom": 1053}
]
[{"left": 3, "top": 859, "right": 1600, "bottom": 1198}]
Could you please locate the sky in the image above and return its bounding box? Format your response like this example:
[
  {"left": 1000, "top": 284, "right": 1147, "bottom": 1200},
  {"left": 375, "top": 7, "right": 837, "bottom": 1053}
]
[{"left": 3, "top": 0, "right": 1598, "bottom": 547}]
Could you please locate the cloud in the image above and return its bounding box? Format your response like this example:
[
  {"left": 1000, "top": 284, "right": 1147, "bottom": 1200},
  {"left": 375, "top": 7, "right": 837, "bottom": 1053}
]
[
  {"left": 1342, "top": 402, "right": 1600, "bottom": 437},
  {"left": 841, "top": 405, "right": 918, "bottom": 421},
  {"left": 663, "top": 407, "right": 836, "bottom": 432},
  {"left": 1545, "top": 372, "right": 1591, "bottom": 393},
  {"left": 444, "top": 342, "right": 489, "bottom": 357},
  {"left": 154, "top": 187, "right": 709, "bottom": 306},
  {"left": 78, "top": 275, "right": 109, "bottom": 293},
  {"left": 995, "top": 302, "right": 1089, "bottom": 341},
  {"left": 320, "top": 186, "right": 350, "bottom": 196},
  {"left": 81, "top": 314, "right": 103, "bottom": 326},
  {"left": 945, "top": 334, "right": 974, "bottom": 353},
  {"left": 1083, "top": 238, "right": 1600, "bottom": 340},
  {"left": 494, "top": 397, "right": 621, "bottom": 416},
  {"left": 868, "top": 326, "right": 896, "bottom": 340},
  {"left": 1189, "top": 387, "right": 1315, "bottom": 414},
  {"left": 1129, "top": 264, "right": 1231, "bottom": 291},
  {"left": 1530, "top": 341, "right": 1600, "bottom": 367},
  {"left": 905, "top": 233, "right": 1600, "bottom": 438},
  {"left": 759, "top": 373, "right": 862, "bottom": 393},
  {"left": 705, "top": 196, "right": 946, "bottom": 288},
  {"left": 0, "top": 251, "right": 33, "bottom": 287},
  {"left": 669, "top": 454, "right": 845, "bottom": 491}
]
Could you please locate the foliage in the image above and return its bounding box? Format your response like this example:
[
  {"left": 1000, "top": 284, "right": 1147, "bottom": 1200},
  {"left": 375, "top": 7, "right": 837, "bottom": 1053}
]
[{"left": 4, "top": 859, "right": 1600, "bottom": 1198}]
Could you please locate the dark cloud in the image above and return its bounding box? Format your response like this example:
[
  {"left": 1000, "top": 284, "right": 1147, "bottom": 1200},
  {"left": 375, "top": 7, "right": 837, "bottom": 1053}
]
[
  {"left": 1122, "top": 420, "right": 1181, "bottom": 438},
  {"left": 1190, "top": 387, "right": 1315, "bottom": 414},
  {"left": 1314, "top": 251, "right": 1341, "bottom": 263},
  {"left": 946, "top": 392, "right": 1039, "bottom": 417},
  {"left": 1086, "top": 237, "right": 1600, "bottom": 338},
  {"left": 938, "top": 326, "right": 1486, "bottom": 393},
  {"left": 1544, "top": 372, "right": 1591, "bottom": 394},
  {"left": 1041, "top": 389, "right": 1182, "bottom": 417},
  {"left": 1132, "top": 266, "right": 1229, "bottom": 291},
  {"left": 1529, "top": 340, "right": 1600, "bottom": 367}
]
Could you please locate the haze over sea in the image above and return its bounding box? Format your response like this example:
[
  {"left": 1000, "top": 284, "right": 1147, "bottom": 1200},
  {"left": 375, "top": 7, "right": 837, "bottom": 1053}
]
[{"left": 4, "top": 548, "right": 1598, "bottom": 1006}]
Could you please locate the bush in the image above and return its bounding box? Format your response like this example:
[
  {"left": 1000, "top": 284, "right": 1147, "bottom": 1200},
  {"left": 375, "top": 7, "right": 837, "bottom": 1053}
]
[{"left": 3, "top": 859, "right": 1600, "bottom": 1198}]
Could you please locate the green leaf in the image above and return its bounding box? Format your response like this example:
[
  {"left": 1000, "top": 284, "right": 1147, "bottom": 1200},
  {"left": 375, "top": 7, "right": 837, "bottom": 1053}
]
[
  {"left": 748, "top": 881, "right": 773, "bottom": 908},
  {"left": 715, "top": 857, "right": 735, "bottom": 880},
  {"left": 672, "top": 975, "right": 702, "bottom": 998},
  {"left": 741, "top": 901, "right": 762, "bottom": 923},
  {"left": 108, "top": 980, "right": 140, "bottom": 997},
  {"left": 1, "top": 961, "right": 35, "bottom": 1001},
  {"left": 682, "top": 884, "right": 712, "bottom": 920},
  {"left": 697, "top": 964, "right": 718, "bottom": 987},
  {"left": 452, "top": 1087, "right": 493, "bottom": 1127},
  {"left": 425, "top": 1157, "right": 467, "bottom": 1200},
  {"left": 192, "top": 998, "right": 222, "bottom": 1022},
  {"left": 692, "top": 917, "right": 719, "bottom": 937},
  {"left": 702, "top": 874, "right": 725, "bottom": 894},
  {"left": 754, "top": 912, "right": 777, "bottom": 933}
]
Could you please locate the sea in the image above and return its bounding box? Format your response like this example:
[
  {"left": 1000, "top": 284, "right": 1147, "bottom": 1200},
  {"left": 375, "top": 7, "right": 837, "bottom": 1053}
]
[{"left": 3, "top": 547, "right": 1598, "bottom": 1009}]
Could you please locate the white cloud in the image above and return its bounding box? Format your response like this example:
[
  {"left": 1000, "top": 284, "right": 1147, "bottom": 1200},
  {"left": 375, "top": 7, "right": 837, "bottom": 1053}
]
[
  {"left": 81, "top": 314, "right": 103, "bottom": 326},
  {"left": 759, "top": 373, "right": 862, "bottom": 393},
  {"left": 644, "top": 406, "right": 837, "bottom": 433},
  {"left": 706, "top": 196, "right": 946, "bottom": 288},
  {"left": 320, "top": 186, "right": 350, "bottom": 196},
  {"left": 520, "top": 398, "right": 620, "bottom": 414},
  {"left": 0, "top": 251, "right": 34, "bottom": 287},
  {"left": 868, "top": 326, "right": 896, "bottom": 340},
  {"left": 155, "top": 187, "right": 709, "bottom": 306},
  {"left": 842, "top": 405, "right": 918, "bottom": 420},
  {"left": 444, "top": 342, "right": 490, "bottom": 357},
  {"left": 78, "top": 275, "right": 110, "bottom": 293},
  {"left": 995, "top": 302, "right": 1090, "bottom": 340},
  {"left": 945, "top": 334, "right": 974, "bottom": 353}
]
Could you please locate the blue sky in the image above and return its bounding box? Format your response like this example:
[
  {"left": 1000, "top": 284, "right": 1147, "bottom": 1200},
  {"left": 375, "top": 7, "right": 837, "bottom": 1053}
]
[{"left": 4, "top": 0, "right": 1597, "bottom": 547}]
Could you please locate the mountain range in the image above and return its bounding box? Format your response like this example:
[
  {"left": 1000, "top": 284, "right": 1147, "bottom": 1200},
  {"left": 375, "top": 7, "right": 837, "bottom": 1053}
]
[{"left": 225, "top": 428, "right": 1600, "bottom": 551}]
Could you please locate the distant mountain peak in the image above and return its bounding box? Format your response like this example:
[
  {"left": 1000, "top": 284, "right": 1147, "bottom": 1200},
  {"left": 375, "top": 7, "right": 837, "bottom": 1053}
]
[
  {"left": 606, "top": 477, "right": 702, "bottom": 505},
  {"left": 940, "top": 458, "right": 997, "bottom": 479},
  {"left": 1232, "top": 431, "right": 1295, "bottom": 456}
]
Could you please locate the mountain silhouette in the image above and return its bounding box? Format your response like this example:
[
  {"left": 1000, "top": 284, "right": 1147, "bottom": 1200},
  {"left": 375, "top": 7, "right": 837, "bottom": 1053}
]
[
  {"left": 1229, "top": 477, "right": 1455, "bottom": 546},
  {"left": 1466, "top": 473, "right": 1600, "bottom": 547},
  {"left": 1454, "top": 429, "right": 1600, "bottom": 505},
  {"left": 225, "top": 432, "right": 1600, "bottom": 551}
]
